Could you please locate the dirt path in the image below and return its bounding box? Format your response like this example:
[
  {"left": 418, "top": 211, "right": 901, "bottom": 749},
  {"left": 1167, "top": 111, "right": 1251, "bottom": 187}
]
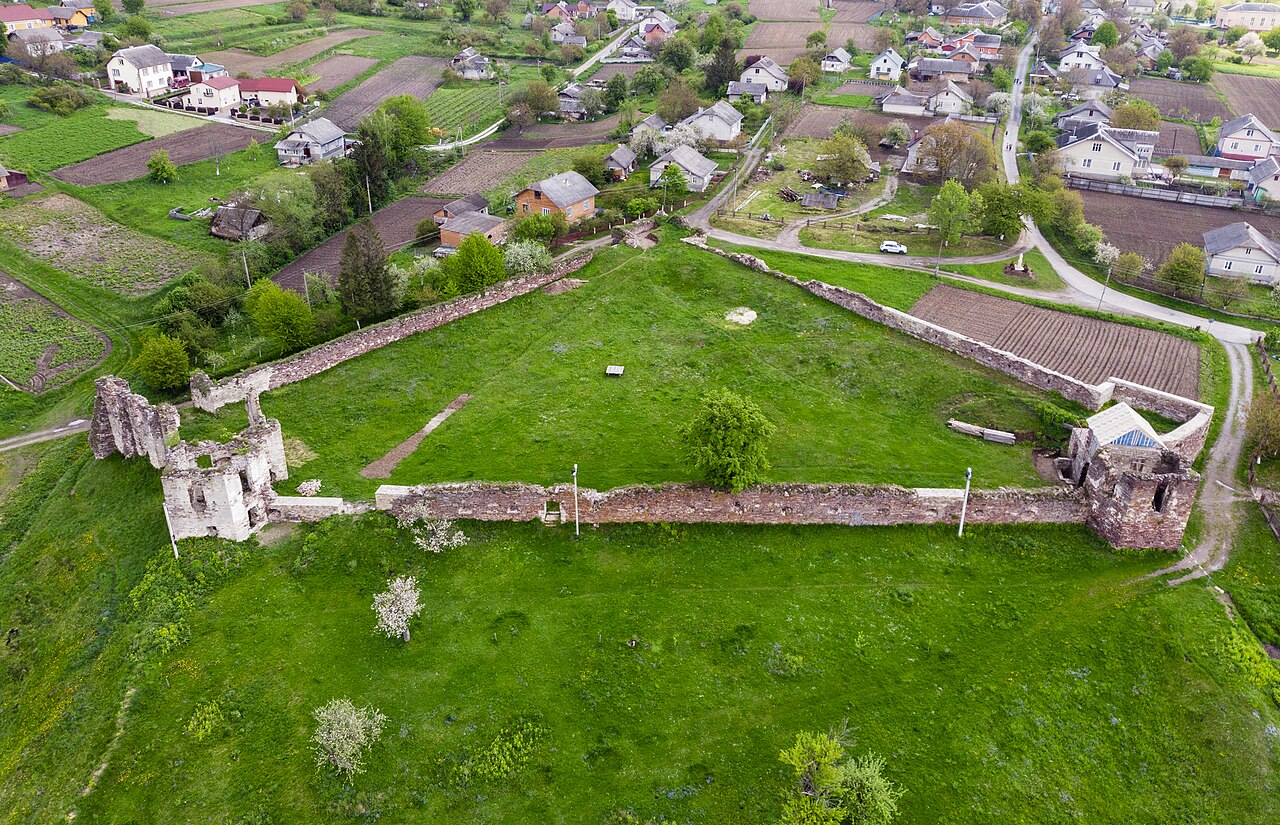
[
  {"left": 360, "top": 393, "right": 473, "bottom": 479},
  {"left": 775, "top": 174, "right": 898, "bottom": 247}
]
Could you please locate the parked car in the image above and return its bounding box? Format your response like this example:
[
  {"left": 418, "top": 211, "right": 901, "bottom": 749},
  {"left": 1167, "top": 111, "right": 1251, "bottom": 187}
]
[{"left": 880, "top": 240, "right": 908, "bottom": 254}]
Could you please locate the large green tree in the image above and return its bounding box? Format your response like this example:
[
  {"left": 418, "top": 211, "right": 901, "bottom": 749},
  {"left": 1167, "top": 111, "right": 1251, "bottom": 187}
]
[
  {"left": 245, "top": 279, "right": 314, "bottom": 353},
  {"left": 134, "top": 334, "right": 190, "bottom": 390},
  {"left": 817, "top": 133, "right": 873, "bottom": 186},
  {"left": 338, "top": 220, "right": 396, "bottom": 322},
  {"left": 929, "top": 179, "right": 980, "bottom": 245},
  {"left": 703, "top": 39, "right": 742, "bottom": 94},
  {"left": 779, "top": 729, "right": 903, "bottom": 825},
  {"left": 1156, "top": 243, "right": 1205, "bottom": 297},
  {"left": 679, "top": 389, "right": 776, "bottom": 492},
  {"left": 1091, "top": 21, "right": 1119, "bottom": 48},
  {"left": 443, "top": 234, "right": 506, "bottom": 294}
]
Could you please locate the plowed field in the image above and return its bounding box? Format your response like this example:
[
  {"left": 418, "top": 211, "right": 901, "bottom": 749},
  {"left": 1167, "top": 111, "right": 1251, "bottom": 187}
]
[
  {"left": 1128, "top": 77, "right": 1232, "bottom": 122},
  {"left": 51, "top": 123, "right": 258, "bottom": 186},
  {"left": 745, "top": 21, "right": 819, "bottom": 48},
  {"left": 828, "top": 22, "right": 879, "bottom": 50},
  {"left": 748, "top": 0, "right": 820, "bottom": 19},
  {"left": 1215, "top": 73, "right": 1280, "bottom": 129},
  {"left": 307, "top": 55, "right": 378, "bottom": 92},
  {"left": 481, "top": 114, "right": 621, "bottom": 150},
  {"left": 324, "top": 56, "right": 449, "bottom": 130},
  {"left": 1156, "top": 120, "right": 1200, "bottom": 154},
  {"left": 910, "top": 284, "right": 1200, "bottom": 398},
  {"left": 421, "top": 151, "right": 539, "bottom": 195},
  {"left": 273, "top": 196, "right": 448, "bottom": 292},
  {"left": 831, "top": 0, "right": 886, "bottom": 22},
  {"left": 202, "top": 28, "right": 379, "bottom": 75}
]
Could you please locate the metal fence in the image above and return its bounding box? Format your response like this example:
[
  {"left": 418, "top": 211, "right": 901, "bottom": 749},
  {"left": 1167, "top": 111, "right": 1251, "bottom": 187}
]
[{"left": 1064, "top": 176, "right": 1243, "bottom": 208}]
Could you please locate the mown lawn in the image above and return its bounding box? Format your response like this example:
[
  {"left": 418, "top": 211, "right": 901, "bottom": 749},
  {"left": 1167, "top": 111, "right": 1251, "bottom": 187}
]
[
  {"left": 75, "top": 513, "right": 1280, "bottom": 823},
  {"left": 262, "top": 240, "right": 1078, "bottom": 499},
  {"left": 0, "top": 103, "right": 155, "bottom": 172}
]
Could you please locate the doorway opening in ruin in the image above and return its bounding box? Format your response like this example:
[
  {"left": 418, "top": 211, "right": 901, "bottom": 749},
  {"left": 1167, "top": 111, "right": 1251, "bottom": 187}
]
[
  {"left": 240, "top": 469, "right": 252, "bottom": 494},
  {"left": 1153, "top": 481, "right": 1170, "bottom": 513}
]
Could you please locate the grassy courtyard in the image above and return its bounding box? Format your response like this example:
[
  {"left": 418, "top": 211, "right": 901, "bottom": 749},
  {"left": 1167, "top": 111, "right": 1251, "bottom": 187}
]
[
  {"left": 258, "top": 239, "right": 1084, "bottom": 499},
  {"left": 1, "top": 439, "right": 1274, "bottom": 822}
]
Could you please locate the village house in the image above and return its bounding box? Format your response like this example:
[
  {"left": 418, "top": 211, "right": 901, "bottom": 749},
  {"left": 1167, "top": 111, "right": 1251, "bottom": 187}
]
[
  {"left": 0, "top": 4, "right": 53, "bottom": 34},
  {"left": 1248, "top": 156, "right": 1280, "bottom": 200},
  {"left": 558, "top": 83, "right": 588, "bottom": 120},
  {"left": 741, "top": 56, "right": 789, "bottom": 91},
  {"left": 1125, "top": 0, "right": 1158, "bottom": 14},
  {"left": 630, "top": 112, "right": 667, "bottom": 137},
  {"left": 240, "top": 77, "right": 304, "bottom": 109},
  {"left": 46, "top": 6, "right": 90, "bottom": 28},
  {"left": 615, "top": 36, "right": 654, "bottom": 61},
  {"left": 928, "top": 79, "right": 972, "bottom": 114},
  {"left": 822, "top": 47, "right": 853, "bottom": 74},
  {"left": 907, "top": 26, "right": 945, "bottom": 49},
  {"left": 605, "top": 144, "right": 637, "bottom": 180},
  {"left": 942, "top": 0, "right": 1009, "bottom": 27},
  {"left": 107, "top": 44, "right": 174, "bottom": 96},
  {"left": 1203, "top": 221, "right": 1280, "bottom": 282},
  {"left": 1216, "top": 114, "right": 1280, "bottom": 162},
  {"left": 1059, "top": 42, "right": 1106, "bottom": 72},
  {"left": 869, "top": 48, "right": 905, "bottom": 82},
  {"left": 550, "top": 20, "right": 577, "bottom": 43},
  {"left": 639, "top": 11, "right": 676, "bottom": 46},
  {"left": 433, "top": 193, "right": 489, "bottom": 225},
  {"left": 1075, "top": 67, "right": 1125, "bottom": 98},
  {"left": 184, "top": 76, "right": 241, "bottom": 110},
  {"left": 726, "top": 80, "right": 768, "bottom": 103},
  {"left": 1055, "top": 122, "right": 1158, "bottom": 181},
  {"left": 451, "top": 47, "right": 494, "bottom": 80},
  {"left": 948, "top": 44, "right": 983, "bottom": 66},
  {"left": 650, "top": 144, "right": 717, "bottom": 193},
  {"left": 911, "top": 57, "right": 973, "bottom": 82},
  {"left": 1216, "top": 2, "right": 1280, "bottom": 31},
  {"left": 10, "top": 27, "right": 65, "bottom": 58},
  {"left": 187, "top": 62, "right": 228, "bottom": 84},
  {"left": 169, "top": 54, "right": 203, "bottom": 85},
  {"left": 877, "top": 86, "right": 929, "bottom": 116},
  {"left": 1179, "top": 154, "right": 1254, "bottom": 181},
  {"left": 439, "top": 212, "right": 507, "bottom": 250},
  {"left": 1054, "top": 99, "right": 1113, "bottom": 131},
  {"left": 607, "top": 0, "right": 641, "bottom": 21},
  {"left": 679, "top": 100, "right": 743, "bottom": 142},
  {"left": 541, "top": 1, "right": 575, "bottom": 19},
  {"left": 210, "top": 203, "right": 271, "bottom": 243},
  {"left": 274, "top": 118, "right": 347, "bottom": 166},
  {"left": 515, "top": 170, "right": 598, "bottom": 223}
]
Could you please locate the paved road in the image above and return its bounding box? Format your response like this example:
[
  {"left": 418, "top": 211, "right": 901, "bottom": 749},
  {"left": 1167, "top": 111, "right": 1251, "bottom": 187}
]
[{"left": 0, "top": 419, "right": 89, "bottom": 454}]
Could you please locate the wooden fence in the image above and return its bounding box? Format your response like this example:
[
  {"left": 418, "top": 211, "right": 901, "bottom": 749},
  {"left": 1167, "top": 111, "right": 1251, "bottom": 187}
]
[
  {"left": 715, "top": 209, "right": 786, "bottom": 226},
  {"left": 1065, "top": 176, "right": 1243, "bottom": 208}
]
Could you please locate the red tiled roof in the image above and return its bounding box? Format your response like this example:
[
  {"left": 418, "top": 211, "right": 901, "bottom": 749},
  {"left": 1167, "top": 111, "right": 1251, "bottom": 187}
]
[
  {"left": 0, "top": 4, "right": 49, "bottom": 22},
  {"left": 238, "top": 77, "right": 301, "bottom": 93},
  {"left": 200, "top": 76, "right": 240, "bottom": 90}
]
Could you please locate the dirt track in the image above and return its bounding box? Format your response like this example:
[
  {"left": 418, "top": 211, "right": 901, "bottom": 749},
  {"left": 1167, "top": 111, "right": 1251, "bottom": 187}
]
[
  {"left": 910, "top": 284, "right": 1200, "bottom": 398},
  {"left": 202, "top": 28, "right": 380, "bottom": 76},
  {"left": 51, "top": 124, "right": 258, "bottom": 186},
  {"left": 325, "top": 56, "right": 449, "bottom": 130},
  {"left": 274, "top": 196, "right": 448, "bottom": 292}
]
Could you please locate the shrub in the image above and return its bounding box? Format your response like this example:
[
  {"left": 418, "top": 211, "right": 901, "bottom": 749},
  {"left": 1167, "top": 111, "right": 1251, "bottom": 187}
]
[
  {"left": 244, "top": 279, "right": 314, "bottom": 353},
  {"left": 311, "top": 699, "right": 387, "bottom": 777},
  {"left": 147, "top": 150, "right": 178, "bottom": 184},
  {"left": 679, "top": 389, "right": 776, "bottom": 493},
  {"left": 27, "top": 83, "right": 94, "bottom": 116},
  {"left": 503, "top": 239, "right": 553, "bottom": 277},
  {"left": 134, "top": 333, "right": 190, "bottom": 390}
]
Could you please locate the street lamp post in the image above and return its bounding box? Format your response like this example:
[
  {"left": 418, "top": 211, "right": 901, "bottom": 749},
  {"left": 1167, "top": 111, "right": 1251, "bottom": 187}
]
[
  {"left": 958, "top": 467, "right": 973, "bottom": 538},
  {"left": 1097, "top": 263, "right": 1113, "bottom": 311}
]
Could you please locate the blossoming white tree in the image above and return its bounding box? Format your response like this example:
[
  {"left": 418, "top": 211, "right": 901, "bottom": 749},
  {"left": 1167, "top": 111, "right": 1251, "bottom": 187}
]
[
  {"left": 372, "top": 575, "right": 423, "bottom": 642},
  {"left": 311, "top": 698, "right": 387, "bottom": 777},
  {"left": 396, "top": 504, "right": 468, "bottom": 554}
]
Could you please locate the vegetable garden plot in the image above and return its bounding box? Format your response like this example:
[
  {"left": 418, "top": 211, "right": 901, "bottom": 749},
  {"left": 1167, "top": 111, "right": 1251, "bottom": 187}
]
[
  {"left": 420, "top": 151, "right": 539, "bottom": 195},
  {"left": 306, "top": 55, "right": 379, "bottom": 92},
  {"left": 324, "top": 56, "right": 450, "bottom": 130},
  {"left": 1127, "top": 77, "right": 1232, "bottom": 122},
  {"left": 51, "top": 123, "right": 256, "bottom": 186},
  {"left": 0, "top": 271, "right": 108, "bottom": 392},
  {"left": 202, "top": 28, "right": 380, "bottom": 75},
  {"left": 831, "top": 0, "right": 886, "bottom": 22},
  {"left": 747, "top": 0, "right": 821, "bottom": 20},
  {"left": 910, "top": 284, "right": 1200, "bottom": 398},
  {"left": 1214, "top": 73, "right": 1280, "bottom": 129}
]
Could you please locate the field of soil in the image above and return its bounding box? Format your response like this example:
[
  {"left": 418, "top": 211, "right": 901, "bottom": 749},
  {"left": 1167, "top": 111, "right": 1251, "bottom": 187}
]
[
  {"left": 149, "top": 0, "right": 279, "bottom": 15},
  {"left": 0, "top": 270, "right": 108, "bottom": 393},
  {"left": 202, "top": 28, "right": 379, "bottom": 75},
  {"left": 828, "top": 22, "right": 879, "bottom": 49},
  {"left": 739, "top": 46, "right": 807, "bottom": 65},
  {"left": 482, "top": 114, "right": 622, "bottom": 150},
  {"left": 306, "top": 54, "right": 379, "bottom": 92},
  {"left": 589, "top": 63, "right": 642, "bottom": 83},
  {"left": 744, "top": 21, "right": 818, "bottom": 48},
  {"left": 911, "top": 284, "right": 1200, "bottom": 398},
  {"left": 0, "top": 193, "right": 211, "bottom": 295},
  {"left": 1128, "top": 77, "right": 1232, "bottom": 122},
  {"left": 747, "top": 0, "right": 820, "bottom": 19},
  {"left": 274, "top": 196, "right": 448, "bottom": 292},
  {"left": 325, "top": 56, "right": 449, "bottom": 130},
  {"left": 1214, "top": 73, "right": 1280, "bottom": 129},
  {"left": 51, "top": 123, "right": 257, "bottom": 186},
  {"left": 1156, "top": 120, "right": 1200, "bottom": 154},
  {"left": 0, "top": 124, "right": 19, "bottom": 137},
  {"left": 421, "top": 150, "right": 539, "bottom": 195},
  {"left": 831, "top": 0, "right": 886, "bottom": 22},
  {"left": 1079, "top": 189, "right": 1280, "bottom": 264}
]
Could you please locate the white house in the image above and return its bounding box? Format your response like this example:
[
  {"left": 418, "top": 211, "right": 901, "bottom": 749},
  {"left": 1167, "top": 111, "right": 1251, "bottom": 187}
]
[
  {"left": 1248, "top": 156, "right": 1280, "bottom": 201},
  {"left": 740, "top": 56, "right": 789, "bottom": 92},
  {"left": 1216, "top": 114, "right": 1280, "bottom": 162},
  {"left": 1055, "top": 123, "right": 1158, "bottom": 181},
  {"left": 239, "top": 77, "right": 304, "bottom": 109},
  {"left": 607, "top": 0, "right": 641, "bottom": 21},
  {"left": 726, "top": 80, "right": 768, "bottom": 103},
  {"left": 10, "top": 27, "right": 65, "bottom": 57},
  {"left": 650, "top": 144, "right": 717, "bottom": 193},
  {"left": 869, "top": 48, "right": 905, "bottom": 82},
  {"left": 822, "top": 47, "right": 853, "bottom": 74},
  {"left": 107, "top": 44, "right": 173, "bottom": 96},
  {"left": 1203, "top": 221, "right": 1280, "bottom": 282},
  {"left": 629, "top": 112, "right": 667, "bottom": 138},
  {"left": 928, "top": 79, "right": 972, "bottom": 114},
  {"left": 1054, "top": 99, "right": 1113, "bottom": 132},
  {"left": 275, "top": 118, "right": 348, "bottom": 166},
  {"left": 679, "top": 100, "right": 743, "bottom": 142},
  {"left": 1058, "top": 42, "right": 1105, "bottom": 72},
  {"left": 450, "top": 47, "right": 494, "bottom": 80},
  {"left": 184, "top": 76, "right": 240, "bottom": 110},
  {"left": 877, "top": 86, "right": 928, "bottom": 116}
]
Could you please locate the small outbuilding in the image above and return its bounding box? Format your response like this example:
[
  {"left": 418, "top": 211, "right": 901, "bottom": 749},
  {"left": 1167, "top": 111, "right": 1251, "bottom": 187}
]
[{"left": 210, "top": 203, "right": 271, "bottom": 242}]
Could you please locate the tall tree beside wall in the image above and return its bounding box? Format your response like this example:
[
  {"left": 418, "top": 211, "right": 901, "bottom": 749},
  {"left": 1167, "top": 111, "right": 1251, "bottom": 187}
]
[{"left": 338, "top": 220, "right": 397, "bottom": 322}]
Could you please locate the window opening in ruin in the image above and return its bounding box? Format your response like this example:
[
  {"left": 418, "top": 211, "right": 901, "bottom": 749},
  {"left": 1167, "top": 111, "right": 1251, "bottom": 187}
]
[
  {"left": 545, "top": 501, "right": 561, "bottom": 514},
  {"left": 240, "top": 469, "right": 251, "bottom": 493},
  {"left": 1153, "top": 480, "right": 1170, "bottom": 513},
  {"left": 190, "top": 485, "right": 207, "bottom": 512},
  {"left": 247, "top": 507, "right": 260, "bottom": 528},
  {"left": 1077, "top": 461, "right": 1090, "bottom": 485},
  {"left": 197, "top": 454, "right": 214, "bottom": 469}
]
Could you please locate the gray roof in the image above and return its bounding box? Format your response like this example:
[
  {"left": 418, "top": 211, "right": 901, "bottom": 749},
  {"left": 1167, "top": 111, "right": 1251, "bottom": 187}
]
[
  {"left": 113, "top": 44, "right": 171, "bottom": 70},
  {"left": 1055, "top": 99, "right": 1113, "bottom": 121},
  {"left": 13, "top": 28, "right": 63, "bottom": 44},
  {"left": 656, "top": 144, "right": 716, "bottom": 179},
  {"left": 296, "top": 117, "right": 346, "bottom": 145},
  {"left": 1183, "top": 154, "right": 1253, "bottom": 170},
  {"left": 1081, "top": 67, "right": 1122, "bottom": 88},
  {"left": 606, "top": 144, "right": 637, "bottom": 168},
  {"left": 210, "top": 205, "right": 267, "bottom": 241},
  {"left": 743, "top": 56, "right": 788, "bottom": 82},
  {"left": 947, "top": 1, "right": 1008, "bottom": 18},
  {"left": 563, "top": 35, "right": 588, "bottom": 47},
  {"left": 916, "top": 57, "right": 973, "bottom": 75},
  {"left": 1203, "top": 221, "right": 1280, "bottom": 259},
  {"left": 727, "top": 80, "right": 768, "bottom": 96},
  {"left": 877, "top": 85, "right": 928, "bottom": 106},
  {"left": 802, "top": 192, "right": 841, "bottom": 209},
  {"left": 681, "top": 100, "right": 743, "bottom": 129},
  {"left": 635, "top": 113, "right": 667, "bottom": 132},
  {"left": 1220, "top": 114, "right": 1276, "bottom": 142},
  {"left": 931, "top": 79, "right": 973, "bottom": 103},
  {"left": 441, "top": 211, "right": 506, "bottom": 235},
  {"left": 67, "top": 30, "right": 103, "bottom": 47},
  {"left": 825, "top": 47, "right": 852, "bottom": 64},
  {"left": 61, "top": 0, "right": 95, "bottom": 7},
  {"left": 871, "top": 48, "right": 905, "bottom": 69},
  {"left": 972, "top": 32, "right": 1002, "bottom": 46},
  {"left": 1221, "top": 2, "right": 1280, "bottom": 9},
  {"left": 526, "top": 170, "right": 599, "bottom": 208},
  {"left": 169, "top": 53, "right": 201, "bottom": 71},
  {"left": 48, "top": 7, "right": 80, "bottom": 21},
  {"left": 441, "top": 193, "right": 489, "bottom": 215},
  {"left": 1250, "top": 156, "right": 1280, "bottom": 184}
]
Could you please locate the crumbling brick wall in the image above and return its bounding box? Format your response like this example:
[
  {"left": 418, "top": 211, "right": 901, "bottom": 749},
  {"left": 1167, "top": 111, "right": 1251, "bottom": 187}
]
[
  {"left": 375, "top": 481, "right": 1088, "bottom": 527},
  {"left": 89, "top": 376, "right": 180, "bottom": 470},
  {"left": 192, "top": 251, "right": 596, "bottom": 412},
  {"left": 1082, "top": 448, "right": 1199, "bottom": 550}
]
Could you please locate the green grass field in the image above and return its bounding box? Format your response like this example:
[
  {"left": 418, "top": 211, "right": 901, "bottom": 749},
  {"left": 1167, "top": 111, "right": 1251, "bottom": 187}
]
[
  {"left": 1, "top": 440, "right": 1272, "bottom": 822},
  {"left": 0, "top": 105, "right": 151, "bottom": 172},
  {"left": 259, "top": 239, "right": 1084, "bottom": 500},
  {"left": 811, "top": 93, "right": 874, "bottom": 108}
]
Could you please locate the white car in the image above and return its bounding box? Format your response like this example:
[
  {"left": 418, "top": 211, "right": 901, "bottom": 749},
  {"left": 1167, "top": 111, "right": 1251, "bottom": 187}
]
[{"left": 879, "top": 240, "right": 908, "bottom": 254}]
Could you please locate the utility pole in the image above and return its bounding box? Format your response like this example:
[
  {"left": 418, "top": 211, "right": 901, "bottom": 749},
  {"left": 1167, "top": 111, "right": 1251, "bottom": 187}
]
[
  {"left": 241, "top": 246, "right": 251, "bottom": 289},
  {"left": 303, "top": 273, "right": 311, "bottom": 307},
  {"left": 958, "top": 467, "right": 973, "bottom": 538},
  {"left": 572, "top": 463, "right": 580, "bottom": 537},
  {"left": 162, "top": 503, "right": 180, "bottom": 559},
  {"left": 365, "top": 175, "right": 374, "bottom": 215}
]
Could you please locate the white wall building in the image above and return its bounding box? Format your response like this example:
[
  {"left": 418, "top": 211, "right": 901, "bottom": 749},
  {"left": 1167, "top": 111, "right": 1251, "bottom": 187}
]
[
  {"left": 107, "top": 44, "right": 173, "bottom": 96},
  {"left": 1203, "top": 221, "right": 1280, "bottom": 282}
]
